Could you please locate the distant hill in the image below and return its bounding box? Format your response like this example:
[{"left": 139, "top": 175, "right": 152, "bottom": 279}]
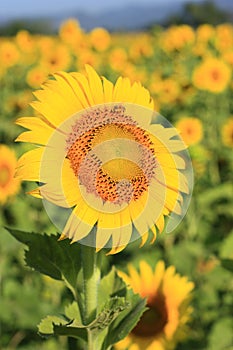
[
  {"left": 52, "top": 2, "right": 185, "bottom": 31},
  {"left": 0, "top": 0, "right": 232, "bottom": 33}
]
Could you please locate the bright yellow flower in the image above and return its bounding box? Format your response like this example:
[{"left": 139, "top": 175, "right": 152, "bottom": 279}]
[
  {"left": 59, "top": 18, "right": 83, "bottom": 46},
  {"left": 222, "top": 50, "right": 233, "bottom": 68},
  {"left": 0, "top": 41, "right": 20, "bottom": 68},
  {"left": 151, "top": 79, "right": 180, "bottom": 105},
  {"left": 196, "top": 24, "right": 215, "bottom": 43},
  {"left": 26, "top": 66, "right": 48, "bottom": 88},
  {"left": 0, "top": 145, "right": 21, "bottom": 204},
  {"left": 116, "top": 260, "right": 194, "bottom": 350},
  {"left": 76, "top": 48, "right": 100, "bottom": 70},
  {"left": 15, "top": 65, "right": 190, "bottom": 254},
  {"left": 15, "top": 30, "right": 35, "bottom": 53},
  {"left": 162, "top": 25, "right": 195, "bottom": 52},
  {"left": 176, "top": 118, "right": 203, "bottom": 146},
  {"left": 215, "top": 24, "right": 233, "bottom": 52},
  {"left": 129, "top": 35, "right": 153, "bottom": 60},
  {"left": 41, "top": 43, "right": 71, "bottom": 73},
  {"left": 89, "top": 27, "right": 111, "bottom": 52},
  {"left": 108, "top": 47, "right": 128, "bottom": 72},
  {"left": 221, "top": 117, "right": 233, "bottom": 147},
  {"left": 192, "top": 58, "right": 231, "bottom": 93}
]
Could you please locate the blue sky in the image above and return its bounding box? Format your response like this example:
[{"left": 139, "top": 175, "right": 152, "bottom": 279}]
[{"left": 1, "top": 0, "right": 202, "bottom": 19}]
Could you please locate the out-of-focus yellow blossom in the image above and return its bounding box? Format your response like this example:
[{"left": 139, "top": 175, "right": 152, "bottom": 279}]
[
  {"left": 26, "top": 66, "right": 48, "bottom": 88},
  {"left": 59, "top": 18, "right": 83, "bottom": 46},
  {"left": 0, "top": 145, "right": 21, "bottom": 204},
  {"left": 192, "top": 57, "right": 231, "bottom": 93},
  {"left": 215, "top": 24, "right": 233, "bottom": 52},
  {"left": 129, "top": 34, "right": 153, "bottom": 60},
  {"left": 15, "top": 30, "right": 35, "bottom": 53},
  {"left": 196, "top": 24, "right": 215, "bottom": 43},
  {"left": 151, "top": 78, "right": 180, "bottom": 105},
  {"left": 0, "top": 41, "right": 20, "bottom": 68},
  {"left": 221, "top": 117, "right": 233, "bottom": 147},
  {"left": 89, "top": 27, "right": 111, "bottom": 52},
  {"left": 108, "top": 47, "right": 128, "bottom": 71},
  {"left": 176, "top": 117, "right": 203, "bottom": 146},
  {"left": 40, "top": 43, "right": 71, "bottom": 73},
  {"left": 162, "top": 25, "right": 195, "bottom": 52}
]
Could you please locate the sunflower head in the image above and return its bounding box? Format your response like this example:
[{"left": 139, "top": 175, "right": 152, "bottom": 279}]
[
  {"left": 15, "top": 65, "right": 193, "bottom": 253},
  {"left": 116, "top": 260, "right": 194, "bottom": 350}
]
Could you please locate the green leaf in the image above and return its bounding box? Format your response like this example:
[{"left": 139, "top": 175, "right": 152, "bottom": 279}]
[
  {"left": 98, "top": 268, "right": 126, "bottom": 312},
  {"left": 38, "top": 315, "right": 87, "bottom": 341},
  {"left": 98, "top": 273, "right": 147, "bottom": 349},
  {"left": 65, "top": 302, "right": 83, "bottom": 326},
  {"left": 208, "top": 317, "right": 233, "bottom": 350},
  {"left": 38, "top": 315, "right": 68, "bottom": 337},
  {"left": 220, "top": 259, "right": 233, "bottom": 273},
  {"left": 220, "top": 230, "right": 233, "bottom": 259},
  {"left": 197, "top": 183, "right": 233, "bottom": 209},
  {"left": 97, "top": 268, "right": 147, "bottom": 349},
  {"left": 5, "top": 228, "right": 82, "bottom": 294},
  {"left": 104, "top": 289, "right": 147, "bottom": 347}
]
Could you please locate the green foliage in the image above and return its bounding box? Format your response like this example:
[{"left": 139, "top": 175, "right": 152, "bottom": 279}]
[
  {"left": 5, "top": 228, "right": 82, "bottom": 296},
  {"left": 165, "top": 0, "right": 231, "bottom": 26},
  {"left": 6, "top": 228, "right": 147, "bottom": 349},
  {"left": 0, "top": 19, "right": 54, "bottom": 36}
]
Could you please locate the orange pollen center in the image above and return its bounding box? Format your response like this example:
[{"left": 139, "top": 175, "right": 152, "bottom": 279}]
[{"left": 66, "top": 105, "right": 156, "bottom": 205}]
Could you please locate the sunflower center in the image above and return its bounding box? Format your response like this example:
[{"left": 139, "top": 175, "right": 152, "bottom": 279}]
[
  {"left": 132, "top": 293, "right": 168, "bottom": 338},
  {"left": 66, "top": 104, "right": 156, "bottom": 205},
  {"left": 0, "top": 164, "right": 10, "bottom": 187},
  {"left": 211, "top": 69, "right": 220, "bottom": 81}
]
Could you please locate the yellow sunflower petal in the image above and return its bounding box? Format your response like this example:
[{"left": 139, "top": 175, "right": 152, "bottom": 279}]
[
  {"left": 15, "top": 116, "right": 54, "bottom": 145},
  {"left": 85, "top": 64, "right": 104, "bottom": 104},
  {"left": 16, "top": 147, "right": 44, "bottom": 181}
]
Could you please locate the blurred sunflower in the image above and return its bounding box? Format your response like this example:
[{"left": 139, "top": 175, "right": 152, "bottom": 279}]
[
  {"left": 89, "top": 27, "right": 111, "bottom": 52},
  {"left": 41, "top": 43, "right": 71, "bottom": 73},
  {"left": 26, "top": 66, "right": 48, "bottom": 88},
  {"left": 116, "top": 260, "right": 194, "bottom": 350},
  {"left": 0, "top": 41, "right": 20, "bottom": 68},
  {"left": 221, "top": 117, "right": 233, "bottom": 147},
  {"left": 176, "top": 117, "right": 203, "bottom": 146},
  {"left": 192, "top": 58, "right": 231, "bottom": 93},
  {"left": 15, "top": 65, "right": 190, "bottom": 254},
  {"left": 0, "top": 145, "right": 20, "bottom": 204},
  {"left": 59, "top": 18, "right": 83, "bottom": 46}
]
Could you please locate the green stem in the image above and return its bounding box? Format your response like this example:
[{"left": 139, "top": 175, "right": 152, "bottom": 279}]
[{"left": 81, "top": 244, "right": 101, "bottom": 349}]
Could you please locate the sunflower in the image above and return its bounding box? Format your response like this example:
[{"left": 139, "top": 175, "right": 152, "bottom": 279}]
[
  {"left": 115, "top": 260, "right": 194, "bottom": 350},
  {"left": 192, "top": 58, "right": 231, "bottom": 93},
  {"left": 89, "top": 27, "right": 111, "bottom": 52},
  {"left": 0, "top": 145, "right": 20, "bottom": 204},
  {"left": 175, "top": 117, "right": 203, "bottom": 146},
  {"left": 26, "top": 66, "right": 48, "bottom": 88},
  {"left": 15, "top": 65, "right": 191, "bottom": 254},
  {"left": 221, "top": 117, "right": 233, "bottom": 147},
  {"left": 0, "top": 41, "right": 20, "bottom": 68}
]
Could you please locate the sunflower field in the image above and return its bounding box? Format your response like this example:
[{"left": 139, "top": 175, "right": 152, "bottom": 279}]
[{"left": 0, "top": 20, "right": 233, "bottom": 350}]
